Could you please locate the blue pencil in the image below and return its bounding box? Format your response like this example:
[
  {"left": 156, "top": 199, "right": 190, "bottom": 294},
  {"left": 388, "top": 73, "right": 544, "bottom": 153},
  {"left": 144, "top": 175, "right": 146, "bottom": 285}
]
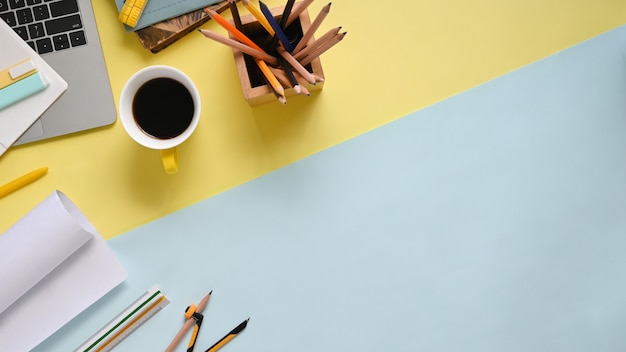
[{"left": 259, "top": 1, "right": 294, "bottom": 53}]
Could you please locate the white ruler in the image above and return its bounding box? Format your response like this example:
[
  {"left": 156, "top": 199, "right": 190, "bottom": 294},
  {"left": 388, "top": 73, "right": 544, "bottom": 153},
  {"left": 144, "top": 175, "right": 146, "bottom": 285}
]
[{"left": 75, "top": 285, "right": 170, "bottom": 352}]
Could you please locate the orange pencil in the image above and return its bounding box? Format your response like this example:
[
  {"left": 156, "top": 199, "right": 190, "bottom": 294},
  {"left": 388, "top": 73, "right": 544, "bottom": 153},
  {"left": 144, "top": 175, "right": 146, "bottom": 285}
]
[{"left": 205, "top": 8, "right": 266, "bottom": 53}]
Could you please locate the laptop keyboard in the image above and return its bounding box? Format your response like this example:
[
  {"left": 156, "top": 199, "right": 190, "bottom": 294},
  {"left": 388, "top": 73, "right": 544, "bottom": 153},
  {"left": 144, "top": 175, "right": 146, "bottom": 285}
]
[{"left": 0, "top": 0, "right": 86, "bottom": 55}]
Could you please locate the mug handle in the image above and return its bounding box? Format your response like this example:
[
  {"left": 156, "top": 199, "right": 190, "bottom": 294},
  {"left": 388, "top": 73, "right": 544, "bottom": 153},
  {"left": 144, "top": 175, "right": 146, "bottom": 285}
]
[{"left": 160, "top": 148, "right": 178, "bottom": 174}]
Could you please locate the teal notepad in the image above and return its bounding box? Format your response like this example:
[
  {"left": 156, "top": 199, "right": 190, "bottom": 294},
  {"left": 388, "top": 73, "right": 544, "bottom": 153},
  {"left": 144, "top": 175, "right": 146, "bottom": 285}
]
[
  {"left": 115, "top": 0, "right": 222, "bottom": 31},
  {"left": 0, "top": 72, "right": 48, "bottom": 110}
]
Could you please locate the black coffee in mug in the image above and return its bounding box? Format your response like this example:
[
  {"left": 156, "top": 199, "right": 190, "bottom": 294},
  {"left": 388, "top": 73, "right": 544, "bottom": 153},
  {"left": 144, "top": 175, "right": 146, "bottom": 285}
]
[{"left": 132, "top": 77, "right": 195, "bottom": 139}]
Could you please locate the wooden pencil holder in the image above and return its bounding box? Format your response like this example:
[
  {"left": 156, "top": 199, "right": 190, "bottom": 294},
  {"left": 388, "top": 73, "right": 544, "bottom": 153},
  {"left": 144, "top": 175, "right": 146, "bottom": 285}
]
[{"left": 230, "top": 5, "right": 324, "bottom": 105}]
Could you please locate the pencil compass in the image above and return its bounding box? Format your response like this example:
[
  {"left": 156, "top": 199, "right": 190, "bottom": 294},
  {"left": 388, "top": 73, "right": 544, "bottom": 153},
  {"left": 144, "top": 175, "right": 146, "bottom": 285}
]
[{"left": 166, "top": 291, "right": 249, "bottom": 352}]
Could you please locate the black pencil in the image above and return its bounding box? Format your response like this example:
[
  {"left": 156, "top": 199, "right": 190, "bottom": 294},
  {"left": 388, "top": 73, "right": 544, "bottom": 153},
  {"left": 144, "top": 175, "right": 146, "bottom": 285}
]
[
  {"left": 277, "top": 54, "right": 303, "bottom": 95},
  {"left": 228, "top": 0, "right": 243, "bottom": 30},
  {"left": 279, "top": 0, "right": 296, "bottom": 29}
]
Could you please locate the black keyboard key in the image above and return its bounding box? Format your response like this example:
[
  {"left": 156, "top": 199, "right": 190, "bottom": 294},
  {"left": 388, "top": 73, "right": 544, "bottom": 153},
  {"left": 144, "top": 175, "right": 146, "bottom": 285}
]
[
  {"left": 35, "top": 37, "right": 52, "bottom": 53},
  {"left": 32, "top": 4, "right": 49, "bottom": 20},
  {"left": 49, "top": 0, "right": 77, "bottom": 17},
  {"left": 0, "top": 0, "right": 8, "bottom": 12},
  {"left": 68, "top": 29, "right": 84, "bottom": 46},
  {"left": 52, "top": 33, "right": 69, "bottom": 50},
  {"left": 0, "top": 11, "right": 15, "bottom": 26},
  {"left": 27, "top": 22, "right": 44, "bottom": 38},
  {"left": 26, "top": 0, "right": 42, "bottom": 4},
  {"left": 14, "top": 25, "right": 28, "bottom": 40},
  {"left": 8, "top": 0, "right": 25, "bottom": 9},
  {"left": 44, "top": 13, "right": 81, "bottom": 34},
  {"left": 15, "top": 7, "right": 32, "bottom": 24}
]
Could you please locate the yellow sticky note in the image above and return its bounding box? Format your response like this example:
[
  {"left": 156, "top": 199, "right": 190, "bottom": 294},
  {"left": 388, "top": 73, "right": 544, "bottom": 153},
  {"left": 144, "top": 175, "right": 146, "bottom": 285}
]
[{"left": 0, "top": 58, "right": 37, "bottom": 90}]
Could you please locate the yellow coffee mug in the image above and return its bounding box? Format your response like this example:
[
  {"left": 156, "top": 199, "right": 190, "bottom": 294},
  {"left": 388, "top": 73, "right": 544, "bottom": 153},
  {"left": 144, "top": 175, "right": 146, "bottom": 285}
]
[{"left": 119, "top": 66, "right": 201, "bottom": 174}]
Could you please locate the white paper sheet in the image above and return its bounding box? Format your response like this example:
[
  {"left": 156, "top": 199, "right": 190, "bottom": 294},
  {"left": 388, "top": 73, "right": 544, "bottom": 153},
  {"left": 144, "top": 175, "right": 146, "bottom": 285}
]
[{"left": 0, "top": 191, "right": 127, "bottom": 352}]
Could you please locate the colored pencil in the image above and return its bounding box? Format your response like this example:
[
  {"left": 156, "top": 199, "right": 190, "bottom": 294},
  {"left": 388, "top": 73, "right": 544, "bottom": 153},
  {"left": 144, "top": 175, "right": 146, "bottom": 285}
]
[
  {"left": 293, "top": 26, "right": 340, "bottom": 61},
  {"left": 205, "top": 7, "right": 284, "bottom": 100},
  {"left": 199, "top": 29, "right": 279, "bottom": 66},
  {"left": 259, "top": 1, "right": 294, "bottom": 52},
  {"left": 276, "top": 55, "right": 303, "bottom": 95},
  {"left": 292, "top": 2, "right": 331, "bottom": 54},
  {"left": 205, "top": 8, "right": 266, "bottom": 53},
  {"left": 277, "top": 46, "right": 316, "bottom": 84},
  {"left": 279, "top": 0, "right": 296, "bottom": 29},
  {"left": 228, "top": 0, "right": 243, "bottom": 30},
  {"left": 299, "top": 31, "right": 346, "bottom": 66},
  {"left": 272, "top": 67, "right": 317, "bottom": 90},
  {"left": 256, "top": 58, "right": 285, "bottom": 97},
  {"left": 285, "top": 0, "right": 314, "bottom": 27},
  {"left": 241, "top": 0, "right": 274, "bottom": 35}
]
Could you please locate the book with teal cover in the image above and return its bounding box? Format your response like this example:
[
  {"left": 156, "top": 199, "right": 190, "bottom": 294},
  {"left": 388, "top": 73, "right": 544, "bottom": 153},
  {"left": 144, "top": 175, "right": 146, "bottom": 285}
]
[{"left": 115, "top": 0, "right": 222, "bottom": 31}]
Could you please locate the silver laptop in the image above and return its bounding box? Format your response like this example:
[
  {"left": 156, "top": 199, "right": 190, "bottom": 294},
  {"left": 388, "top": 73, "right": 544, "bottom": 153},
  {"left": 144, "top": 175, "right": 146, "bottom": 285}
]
[{"left": 0, "top": 0, "right": 116, "bottom": 145}]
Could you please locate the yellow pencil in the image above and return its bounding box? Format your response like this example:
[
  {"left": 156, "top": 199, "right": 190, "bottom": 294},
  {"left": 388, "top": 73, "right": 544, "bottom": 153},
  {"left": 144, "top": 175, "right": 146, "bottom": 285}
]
[
  {"left": 0, "top": 167, "right": 48, "bottom": 199},
  {"left": 241, "top": 0, "right": 275, "bottom": 35},
  {"left": 256, "top": 58, "right": 285, "bottom": 97}
]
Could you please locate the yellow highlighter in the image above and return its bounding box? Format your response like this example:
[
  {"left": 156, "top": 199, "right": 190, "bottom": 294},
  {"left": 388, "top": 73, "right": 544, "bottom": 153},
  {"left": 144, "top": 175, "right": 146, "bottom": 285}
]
[
  {"left": 0, "top": 167, "right": 48, "bottom": 199},
  {"left": 118, "top": 0, "right": 149, "bottom": 28}
]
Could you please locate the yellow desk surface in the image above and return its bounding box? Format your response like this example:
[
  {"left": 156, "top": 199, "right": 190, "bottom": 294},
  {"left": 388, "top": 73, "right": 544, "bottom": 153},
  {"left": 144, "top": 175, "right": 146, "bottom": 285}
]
[{"left": 1, "top": 0, "right": 625, "bottom": 238}]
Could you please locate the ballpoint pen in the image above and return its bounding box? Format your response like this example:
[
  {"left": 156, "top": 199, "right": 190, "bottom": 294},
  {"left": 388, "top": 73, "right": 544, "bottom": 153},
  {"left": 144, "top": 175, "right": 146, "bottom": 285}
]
[{"left": 0, "top": 167, "right": 48, "bottom": 198}]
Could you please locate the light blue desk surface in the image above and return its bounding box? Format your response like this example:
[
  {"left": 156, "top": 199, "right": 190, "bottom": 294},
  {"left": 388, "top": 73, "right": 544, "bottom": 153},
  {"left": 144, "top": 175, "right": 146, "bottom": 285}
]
[{"left": 37, "top": 25, "right": 626, "bottom": 351}]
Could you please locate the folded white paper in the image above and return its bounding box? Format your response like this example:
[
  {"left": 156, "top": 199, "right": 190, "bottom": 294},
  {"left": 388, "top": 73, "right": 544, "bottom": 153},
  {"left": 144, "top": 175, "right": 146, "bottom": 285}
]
[{"left": 0, "top": 191, "right": 127, "bottom": 352}]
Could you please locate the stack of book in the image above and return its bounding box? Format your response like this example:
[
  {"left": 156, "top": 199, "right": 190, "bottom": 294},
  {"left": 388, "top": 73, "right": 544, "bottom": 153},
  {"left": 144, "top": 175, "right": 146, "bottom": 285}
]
[{"left": 130, "top": 1, "right": 231, "bottom": 53}]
